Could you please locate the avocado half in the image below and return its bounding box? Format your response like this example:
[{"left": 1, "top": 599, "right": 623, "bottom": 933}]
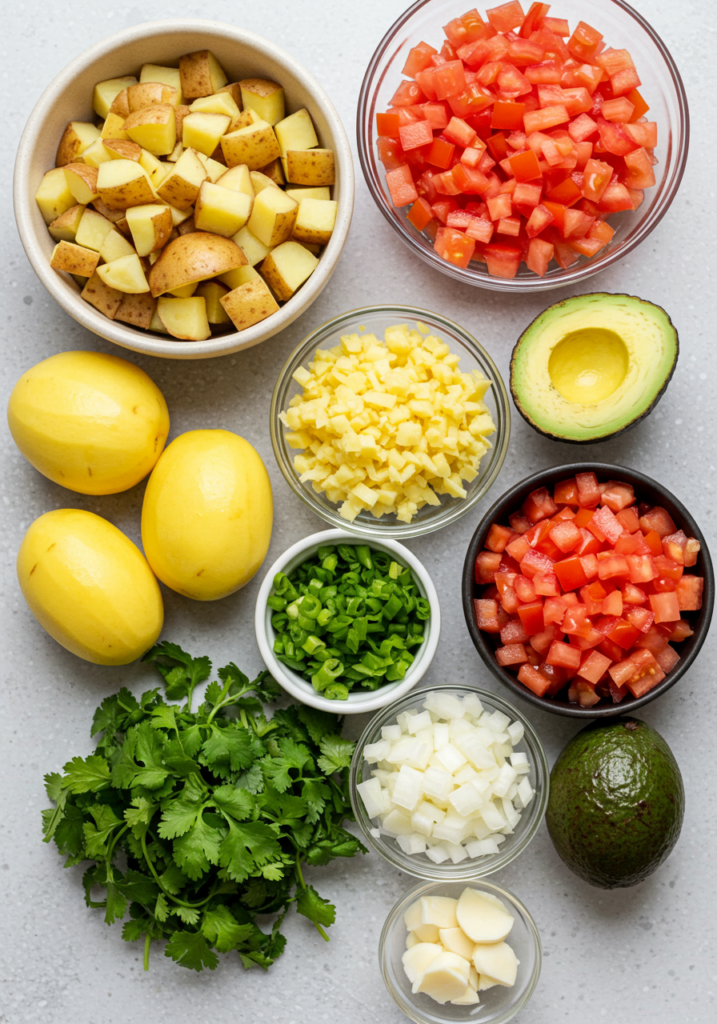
[
  {"left": 510, "top": 293, "right": 679, "bottom": 443},
  {"left": 546, "top": 718, "right": 684, "bottom": 889}
]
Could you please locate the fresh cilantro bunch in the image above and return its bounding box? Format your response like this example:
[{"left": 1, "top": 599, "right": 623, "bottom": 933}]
[{"left": 42, "top": 642, "right": 366, "bottom": 973}]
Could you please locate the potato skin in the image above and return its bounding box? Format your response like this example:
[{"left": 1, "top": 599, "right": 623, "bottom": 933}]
[
  {"left": 148, "top": 231, "right": 246, "bottom": 296},
  {"left": 141, "top": 429, "right": 273, "bottom": 600},
  {"left": 17, "top": 509, "right": 163, "bottom": 665},
  {"left": 7, "top": 351, "right": 169, "bottom": 494}
]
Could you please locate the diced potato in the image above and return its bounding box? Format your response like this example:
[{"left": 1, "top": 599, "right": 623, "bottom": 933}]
[
  {"left": 232, "top": 225, "right": 272, "bottom": 266},
  {"left": 127, "top": 82, "right": 178, "bottom": 111},
  {"left": 93, "top": 76, "right": 137, "bottom": 119},
  {"left": 125, "top": 204, "right": 173, "bottom": 256},
  {"left": 138, "top": 150, "right": 169, "bottom": 188},
  {"left": 239, "top": 79, "right": 285, "bottom": 126},
  {"left": 189, "top": 93, "right": 239, "bottom": 118},
  {"left": 258, "top": 158, "right": 285, "bottom": 186},
  {"left": 148, "top": 232, "right": 246, "bottom": 297},
  {"left": 293, "top": 198, "right": 337, "bottom": 246},
  {"left": 285, "top": 186, "right": 331, "bottom": 203},
  {"left": 216, "top": 164, "right": 254, "bottom": 200},
  {"left": 75, "top": 208, "right": 114, "bottom": 251},
  {"left": 99, "top": 228, "right": 136, "bottom": 263},
  {"left": 175, "top": 105, "right": 191, "bottom": 139},
  {"left": 157, "top": 295, "right": 211, "bottom": 339},
  {"left": 114, "top": 292, "right": 157, "bottom": 330},
  {"left": 156, "top": 147, "right": 207, "bottom": 209},
  {"left": 285, "top": 149, "right": 335, "bottom": 186},
  {"left": 168, "top": 283, "right": 198, "bottom": 298},
  {"left": 196, "top": 152, "right": 227, "bottom": 182},
  {"left": 260, "top": 240, "right": 318, "bottom": 301},
  {"left": 220, "top": 120, "right": 280, "bottom": 170},
  {"left": 182, "top": 112, "right": 231, "bottom": 157},
  {"left": 195, "top": 281, "right": 231, "bottom": 324},
  {"left": 81, "top": 139, "right": 114, "bottom": 168},
  {"left": 250, "top": 170, "right": 280, "bottom": 194},
  {"left": 55, "top": 122, "right": 101, "bottom": 167},
  {"left": 91, "top": 197, "right": 127, "bottom": 225},
  {"left": 275, "top": 109, "right": 318, "bottom": 157},
  {"left": 179, "top": 50, "right": 228, "bottom": 99},
  {"left": 177, "top": 219, "right": 197, "bottom": 236},
  {"left": 81, "top": 272, "right": 123, "bottom": 318},
  {"left": 124, "top": 104, "right": 176, "bottom": 157},
  {"left": 167, "top": 141, "right": 183, "bottom": 162},
  {"left": 109, "top": 89, "right": 131, "bottom": 118},
  {"left": 195, "top": 182, "right": 252, "bottom": 236},
  {"left": 248, "top": 187, "right": 297, "bottom": 247},
  {"left": 50, "top": 240, "right": 100, "bottom": 278},
  {"left": 228, "top": 108, "right": 261, "bottom": 133},
  {"left": 149, "top": 307, "right": 169, "bottom": 333},
  {"left": 217, "top": 82, "right": 243, "bottom": 108},
  {"left": 140, "top": 64, "right": 184, "bottom": 105},
  {"left": 101, "top": 113, "right": 130, "bottom": 142},
  {"left": 218, "top": 264, "right": 259, "bottom": 289},
  {"left": 48, "top": 204, "right": 85, "bottom": 242},
  {"left": 103, "top": 139, "right": 142, "bottom": 161},
  {"left": 97, "top": 253, "right": 150, "bottom": 293},
  {"left": 297, "top": 240, "right": 322, "bottom": 256},
  {"left": 162, "top": 202, "right": 194, "bottom": 227},
  {"left": 220, "top": 278, "right": 279, "bottom": 331},
  {"left": 63, "top": 163, "right": 99, "bottom": 205},
  {"left": 97, "top": 160, "right": 155, "bottom": 211}
]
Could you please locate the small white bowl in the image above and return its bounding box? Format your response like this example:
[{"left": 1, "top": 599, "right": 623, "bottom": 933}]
[
  {"left": 254, "top": 529, "right": 441, "bottom": 713},
  {"left": 13, "top": 19, "right": 354, "bottom": 360}
]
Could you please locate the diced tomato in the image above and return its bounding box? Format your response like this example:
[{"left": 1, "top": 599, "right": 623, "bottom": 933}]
[
  {"left": 434, "top": 226, "right": 476, "bottom": 267},
  {"left": 434, "top": 60, "right": 467, "bottom": 100},
  {"left": 578, "top": 649, "right": 612, "bottom": 684},
  {"left": 444, "top": 10, "right": 489, "bottom": 48},
  {"left": 521, "top": 486, "right": 558, "bottom": 524},
  {"left": 500, "top": 618, "right": 530, "bottom": 645},
  {"left": 616, "top": 506, "right": 641, "bottom": 533},
  {"left": 406, "top": 197, "right": 435, "bottom": 232},
  {"left": 675, "top": 576, "right": 703, "bottom": 611},
  {"left": 549, "top": 519, "right": 582, "bottom": 554},
  {"left": 553, "top": 555, "right": 587, "bottom": 591},
  {"left": 580, "top": 553, "right": 599, "bottom": 581},
  {"left": 386, "top": 164, "right": 419, "bottom": 207},
  {"left": 567, "top": 20, "right": 603, "bottom": 61},
  {"left": 475, "top": 549, "right": 502, "bottom": 584},
  {"left": 607, "top": 618, "right": 641, "bottom": 650},
  {"left": 571, "top": 679, "right": 601, "bottom": 707},
  {"left": 597, "top": 554, "right": 629, "bottom": 581},
  {"left": 575, "top": 472, "right": 601, "bottom": 508},
  {"left": 581, "top": 158, "right": 613, "bottom": 202},
  {"left": 376, "top": 112, "right": 401, "bottom": 137},
  {"left": 649, "top": 591, "right": 681, "bottom": 624},
  {"left": 624, "top": 147, "right": 656, "bottom": 189},
  {"left": 602, "top": 590, "right": 623, "bottom": 616},
  {"left": 517, "top": 663, "right": 552, "bottom": 697},
  {"left": 524, "top": 104, "right": 570, "bottom": 133},
  {"left": 517, "top": 600, "right": 546, "bottom": 636},
  {"left": 533, "top": 572, "right": 560, "bottom": 597},
  {"left": 520, "top": 2, "right": 550, "bottom": 37},
  {"left": 622, "top": 582, "right": 647, "bottom": 606},
  {"left": 484, "top": 523, "right": 514, "bottom": 554},
  {"left": 474, "top": 598, "right": 502, "bottom": 632},
  {"left": 654, "top": 644, "right": 680, "bottom": 673},
  {"left": 486, "top": 1, "right": 526, "bottom": 33},
  {"left": 526, "top": 237, "right": 554, "bottom": 275},
  {"left": 608, "top": 657, "right": 637, "bottom": 687},
  {"left": 531, "top": 627, "right": 559, "bottom": 655},
  {"left": 483, "top": 242, "right": 522, "bottom": 277},
  {"left": 547, "top": 641, "right": 582, "bottom": 670},
  {"left": 403, "top": 41, "right": 439, "bottom": 77},
  {"left": 514, "top": 574, "right": 537, "bottom": 603},
  {"left": 496, "top": 643, "right": 529, "bottom": 666}
]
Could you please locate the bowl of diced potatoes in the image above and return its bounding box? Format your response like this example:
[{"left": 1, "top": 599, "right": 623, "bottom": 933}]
[{"left": 14, "top": 19, "right": 354, "bottom": 358}]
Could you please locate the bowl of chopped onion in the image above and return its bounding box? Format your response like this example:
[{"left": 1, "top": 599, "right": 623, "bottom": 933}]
[
  {"left": 349, "top": 685, "right": 548, "bottom": 878},
  {"left": 269, "top": 305, "right": 510, "bottom": 539}
]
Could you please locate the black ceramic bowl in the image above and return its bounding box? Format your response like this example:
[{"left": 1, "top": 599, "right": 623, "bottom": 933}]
[{"left": 462, "top": 463, "right": 714, "bottom": 719}]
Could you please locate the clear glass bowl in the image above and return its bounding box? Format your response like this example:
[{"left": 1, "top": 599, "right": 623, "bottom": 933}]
[
  {"left": 357, "top": 0, "right": 689, "bottom": 292},
  {"left": 349, "top": 685, "right": 549, "bottom": 879},
  {"left": 380, "top": 877, "right": 542, "bottom": 1024},
  {"left": 270, "top": 305, "right": 510, "bottom": 539}
]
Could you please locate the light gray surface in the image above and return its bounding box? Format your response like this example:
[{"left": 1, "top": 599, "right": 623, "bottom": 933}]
[{"left": 1, "top": 2, "right": 715, "bottom": 1022}]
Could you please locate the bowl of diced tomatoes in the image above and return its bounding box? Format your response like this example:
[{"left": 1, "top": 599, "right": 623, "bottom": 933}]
[
  {"left": 357, "top": 0, "right": 689, "bottom": 289},
  {"left": 461, "top": 464, "right": 713, "bottom": 717}
]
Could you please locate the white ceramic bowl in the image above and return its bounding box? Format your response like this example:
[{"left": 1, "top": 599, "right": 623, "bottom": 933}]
[
  {"left": 14, "top": 19, "right": 354, "bottom": 360},
  {"left": 254, "top": 529, "right": 441, "bottom": 713}
]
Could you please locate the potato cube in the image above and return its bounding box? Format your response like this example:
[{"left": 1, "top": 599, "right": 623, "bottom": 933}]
[
  {"left": 232, "top": 225, "right": 273, "bottom": 266},
  {"left": 285, "top": 186, "right": 331, "bottom": 203},
  {"left": 220, "top": 278, "right": 279, "bottom": 331},
  {"left": 127, "top": 82, "right": 178, "bottom": 111},
  {"left": 163, "top": 203, "right": 194, "bottom": 227},
  {"left": 217, "top": 83, "right": 243, "bottom": 108},
  {"left": 239, "top": 79, "right": 285, "bottom": 126},
  {"left": 81, "top": 272, "right": 123, "bottom": 318},
  {"left": 216, "top": 164, "right": 254, "bottom": 199},
  {"left": 248, "top": 187, "right": 297, "bottom": 247},
  {"left": 63, "top": 164, "right": 99, "bottom": 205},
  {"left": 101, "top": 113, "right": 130, "bottom": 142},
  {"left": 75, "top": 208, "right": 114, "bottom": 251},
  {"left": 50, "top": 241, "right": 100, "bottom": 278},
  {"left": 48, "top": 204, "right": 85, "bottom": 242},
  {"left": 99, "top": 228, "right": 136, "bottom": 263},
  {"left": 220, "top": 120, "right": 280, "bottom": 170},
  {"left": 179, "top": 50, "right": 228, "bottom": 99},
  {"left": 90, "top": 197, "right": 127, "bottom": 225},
  {"left": 156, "top": 147, "right": 207, "bottom": 209},
  {"left": 140, "top": 64, "right": 184, "bottom": 105},
  {"left": 293, "top": 198, "right": 337, "bottom": 246},
  {"left": 177, "top": 219, "right": 197, "bottom": 236},
  {"left": 97, "top": 254, "right": 150, "bottom": 293},
  {"left": 260, "top": 240, "right": 318, "bottom": 301},
  {"left": 195, "top": 182, "right": 251, "bottom": 237},
  {"left": 157, "top": 295, "right": 211, "bottom": 339},
  {"left": 97, "top": 160, "right": 155, "bottom": 210},
  {"left": 125, "top": 204, "right": 173, "bottom": 256},
  {"left": 182, "top": 112, "right": 231, "bottom": 157},
  {"left": 124, "top": 105, "right": 176, "bottom": 157},
  {"left": 149, "top": 307, "right": 169, "bottom": 333},
  {"left": 250, "top": 170, "right": 280, "bottom": 194},
  {"left": 167, "top": 283, "right": 198, "bottom": 298},
  {"left": 55, "top": 122, "right": 101, "bottom": 167},
  {"left": 167, "top": 141, "right": 183, "bottom": 163},
  {"left": 228, "top": 109, "right": 261, "bottom": 133},
  {"left": 297, "top": 240, "right": 322, "bottom": 256},
  {"left": 196, "top": 152, "right": 227, "bottom": 182},
  {"left": 258, "top": 158, "right": 285, "bottom": 186},
  {"left": 218, "top": 264, "right": 260, "bottom": 290},
  {"left": 114, "top": 292, "right": 157, "bottom": 329},
  {"left": 103, "top": 139, "right": 142, "bottom": 161},
  {"left": 93, "top": 76, "right": 137, "bottom": 119},
  {"left": 275, "top": 109, "right": 318, "bottom": 157},
  {"left": 190, "top": 93, "right": 240, "bottom": 119},
  {"left": 109, "top": 89, "right": 131, "bottom": 118},
  {"left": 195, "top": 281, "right": 231, "bottom": 324},
  {"left": 285, "top": 149, "right": 335, "bottom": 186},
  {"left": 138, "top": 150, "right": 169, "bottom": 188},
  {"left": 174, "top": 105, "right": 191, "bottom": 139},
  {"left": 81, "top": 139, "right": 114, "bottom": 169}
]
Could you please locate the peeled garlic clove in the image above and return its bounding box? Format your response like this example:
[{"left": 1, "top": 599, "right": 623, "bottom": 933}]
[
  {"left": 439, "top": 926, "right": 475, "bottom": 961},
  {"left": 402, "top": 942, "right": 443, "bottom": 984},
  {"left": 472, "top": 941, "right": 519, "bottom": 987},
  {"left": 456, "top": 887, "right": 514, "bottom": 943}
]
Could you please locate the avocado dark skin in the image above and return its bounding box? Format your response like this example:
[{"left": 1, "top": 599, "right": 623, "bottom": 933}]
[{"left": 546, "top": 717, "right": 684, "bottom": 889}]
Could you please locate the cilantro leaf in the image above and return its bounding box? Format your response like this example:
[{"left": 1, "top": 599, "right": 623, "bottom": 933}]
[
  {"left": 250, "top": 671, "right": 282, "bottom": 703},
  {"left": 296, "top": 885, "right": 336, "bottom": 929},
  {"left": 201, "top": 725, "right": 262, "bottom": 776},
  {"left": 44, "top": 772, "right": 64, "bottom": 802},
  {"left": 201, "top": 907, "right": 252, "bottom": 953},
  {"left": 143, "top": 642, "right": 212, "bottom": 703},
  {"left": 158, "top": 862, "right": 188, "bottom": 896},
  {"left": 158, "top": 778, "right": 206, "bottom": 840},
  {"left": 219, "top": 821, "right": 281, "bottom": 883},
  {"left": 62, "top": 755, "right": 111, "bottom": 794},
  {"left": 173, "top": 905, "right": 200, "bottom": 926},
  {"left": 115, "top": 869, "right": 158, "bottom": 904},
  {"left": 301, "top": 780, "right": 330, "bottom": 825},
  {"left": 212, "top": 785, "right": 254, "bottom": 821},
  {"left": 124, "top": 795, "right": 158, "bottom": 838},
  {"left": 317, "top": 736, "right": 355, "bottom": 775},
  {"left": 298, "top": 706, "right": 340, "bottom": 745},
  {"left": 149, "top": 704, "right": 180, "bottom": 733},
  {"left": 104, "top": 878, "right": 127, "bottom": 926},
  {"left": 172, "top": 814, "right": 223, "bottom": 881},
  {"left": 164, "top": 930, "right": 218, "bottom": 972},
  {"left": 131, "top": 723, "right": 169, "bottom": 790},
  {"left": 235, "top": 765, "right": 264, "bottom": 794}
]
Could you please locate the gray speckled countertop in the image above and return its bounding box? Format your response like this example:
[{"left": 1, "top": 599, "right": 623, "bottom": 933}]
[{"left": 1, "top": 2, "right": 715, "bottom": 1022}]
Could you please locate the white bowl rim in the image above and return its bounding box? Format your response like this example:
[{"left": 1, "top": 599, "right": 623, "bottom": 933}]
[
  {"left": 254, "top": 528, "right": 441, "bottom": 713},
  {"left": 13, "top": 18, "right": 354, "bottom": 360}
]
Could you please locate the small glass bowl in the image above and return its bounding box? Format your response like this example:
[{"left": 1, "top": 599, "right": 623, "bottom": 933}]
[
  {"left": 270, "top": 305, "right": 510, "bottom": 539},
  {"left": 349, "top": 685, "right": 549, "bottom": 879},
  {"left": 357, "top": 0, "right": 689, "bottom": 292},
  {"left": 380, "top": 877, "right": 542, "bottom": 1024}
]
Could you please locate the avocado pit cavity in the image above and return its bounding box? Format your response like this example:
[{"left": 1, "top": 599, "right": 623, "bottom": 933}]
[{"left": 548, "top": 327, "right": 629, "bottom": 405}]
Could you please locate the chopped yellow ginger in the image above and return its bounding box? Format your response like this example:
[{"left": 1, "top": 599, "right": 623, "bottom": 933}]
[{"left": 280, "top": 324, "right": 496, "bottom": 524}]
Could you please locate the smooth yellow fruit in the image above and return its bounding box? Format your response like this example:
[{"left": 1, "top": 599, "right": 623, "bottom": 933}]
[
  {"left": 141, "top": 429, "right": 273, "bottom": 600},
  {"left": 17, "top": 509, "right": 163, "bottom": 665},
  {"left": 7, "top": 351, "right": 169, "bottom": 495}
]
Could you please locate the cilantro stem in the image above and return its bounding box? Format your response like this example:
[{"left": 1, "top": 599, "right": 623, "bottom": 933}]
[
  {"left": 140, "top": 834, "right": 218, "bottom": 909},
  {"left": 105, "top": 824, "right": 129, "bottom": 862},
  {"left": 294, "top": 853, "right": 329, "bottom": 942},
  {"left": 143, "top": 931, "right": 151, "bottom": 972}
]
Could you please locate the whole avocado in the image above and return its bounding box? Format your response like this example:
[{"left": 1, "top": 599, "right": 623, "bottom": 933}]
[{"left": 546, "top": 717, "right": 684, "bottom": 889}]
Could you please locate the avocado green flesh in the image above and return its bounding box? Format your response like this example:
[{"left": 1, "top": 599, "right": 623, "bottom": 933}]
[
  {"left": 546, "top": 718, "right": 684, "bottom": 889},
  {"left": 511, "top": 293, "right": 679, "bottom": 443}
]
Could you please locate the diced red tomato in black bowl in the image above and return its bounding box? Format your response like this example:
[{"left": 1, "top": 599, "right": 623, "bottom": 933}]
[{"left": 462, "top": 463, "right": 714, "bottom": 718}]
